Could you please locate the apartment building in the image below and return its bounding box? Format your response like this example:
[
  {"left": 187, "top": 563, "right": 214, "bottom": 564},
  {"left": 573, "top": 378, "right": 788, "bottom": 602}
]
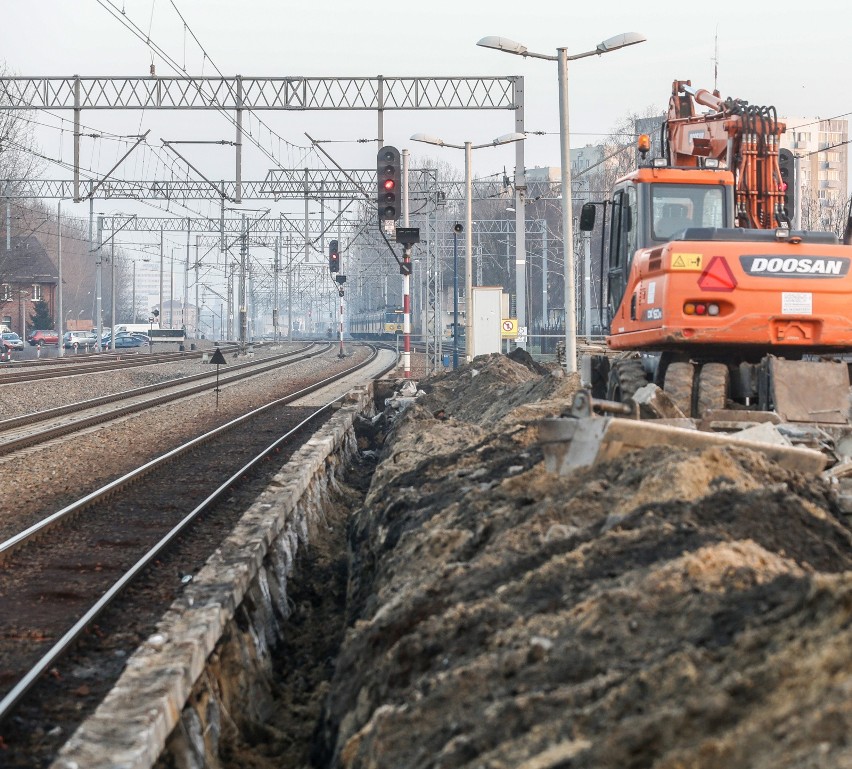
[{"left": 780, "top": 117, "right": 848, "bottom": 229}]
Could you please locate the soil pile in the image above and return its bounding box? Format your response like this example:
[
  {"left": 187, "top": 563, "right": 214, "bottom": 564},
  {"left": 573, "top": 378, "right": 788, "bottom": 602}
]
[{"left": 315, "top": 352, "right": 852, "bottom": 769}]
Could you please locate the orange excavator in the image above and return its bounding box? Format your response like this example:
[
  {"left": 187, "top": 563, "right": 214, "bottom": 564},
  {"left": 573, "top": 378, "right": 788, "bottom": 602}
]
[{"left": 581, "top": 80, "right": 852, "bottom": 425}]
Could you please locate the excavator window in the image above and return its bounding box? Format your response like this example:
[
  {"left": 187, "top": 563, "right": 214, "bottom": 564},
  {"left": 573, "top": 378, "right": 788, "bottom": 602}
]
[
  {"left": 651, "top": 184, "right": 725, "bottom": 241},
  {"left": 656, "top": 203, "right": 692, "bottom": 238}
]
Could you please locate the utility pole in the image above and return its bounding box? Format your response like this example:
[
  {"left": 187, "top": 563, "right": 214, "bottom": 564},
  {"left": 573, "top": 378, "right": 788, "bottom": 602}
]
[
  {"left": 226, "top": 259, "right": 233, "bottom": 341},
  {"left": 110, "top": 236, "right": 115, "bottom": 350},
  {"left": 338, "top": 194, "right": 343, "bottom": 354},
  {"left": 57, "top": 200, "right": 64, "bottom": 358},
  {"left": 158, "top": 229, "right": 164, "bottom": 331},
  {"left": 275, "top": 217, "right": 282, "bottom": 343},
  {"left": 584, "top": 229, "right": 592, "bottom": 341},
  {"left": 239, "top": 213, "right": 247, "bottom": 345},
  {"left": 195, "top": 235, "right": 200, "bottom": 339},
  {"left": 541, "top": 220, "right": 548, "bottom": 326},
  {"left": 95, "top": 212, "right": 103, "bottom": 347},
  {"left": 170, "top": 248, "right": 175, "bottom": 329},
  {"left": 304, "top": 169, "right": 309, "bottom": 334},
  {"left": 184, "top": 220, "right": 190, "bottom": 336},
  {"left": 287, "top": 235, "right": 293, "bottom": 342}
]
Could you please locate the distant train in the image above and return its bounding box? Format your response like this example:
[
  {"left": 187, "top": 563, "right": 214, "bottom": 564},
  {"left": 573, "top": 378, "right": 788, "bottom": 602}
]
[{"left": 349, "top": 308, "right": 404, "bottom": 339}]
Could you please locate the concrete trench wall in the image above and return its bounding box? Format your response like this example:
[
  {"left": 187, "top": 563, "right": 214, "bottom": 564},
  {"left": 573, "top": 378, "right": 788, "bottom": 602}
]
[{"left": 53, "top": 384, "right": 375, "bottom": 769}]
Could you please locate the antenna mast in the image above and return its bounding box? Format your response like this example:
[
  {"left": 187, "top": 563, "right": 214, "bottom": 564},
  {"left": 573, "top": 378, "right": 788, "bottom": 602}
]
[{"left": 712, "top": 28, "right": 719, "bottom": 91}]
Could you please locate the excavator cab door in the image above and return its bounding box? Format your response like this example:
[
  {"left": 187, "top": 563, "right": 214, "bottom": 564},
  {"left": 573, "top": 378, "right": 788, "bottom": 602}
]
[{"left": 606, "top": 186, "right": 637, "bottom": 324}]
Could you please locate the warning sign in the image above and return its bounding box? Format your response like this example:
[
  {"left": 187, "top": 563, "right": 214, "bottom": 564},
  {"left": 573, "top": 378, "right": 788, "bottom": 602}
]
[
  {"left": 501, "top": 318, "right": 518, "bottom": 338},
  {"left": 671, "top": 253, "right": 704, "bottom": 271}
]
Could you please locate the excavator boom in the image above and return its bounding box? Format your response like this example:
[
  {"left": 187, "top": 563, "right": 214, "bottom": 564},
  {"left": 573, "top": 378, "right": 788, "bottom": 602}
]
[{"left": 664, "top": 79, "right": 787, "bottom": 229}]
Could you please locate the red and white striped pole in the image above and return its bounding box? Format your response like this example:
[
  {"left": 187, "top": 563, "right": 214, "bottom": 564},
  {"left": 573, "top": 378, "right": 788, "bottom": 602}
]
[
  {"left": 402, "top": 248, "right": 411, "bottom": 378},
  {"left": 401, "top": 148, "right": 411, "bottom": 379},
  {"left": 338, "top": 287, "right": 345, "bottom": 358}
]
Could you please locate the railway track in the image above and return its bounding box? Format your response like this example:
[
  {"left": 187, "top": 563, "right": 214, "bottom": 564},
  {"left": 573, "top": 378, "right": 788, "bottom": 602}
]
[
  {"left": 0, "top": 342, "right": 327, "bottom": 456},
  {"left": 0, "top": 344, "right": 395, "bottom": 747},
  {"left": 0, "top": 343, "right": 242, "bottom": 384}
]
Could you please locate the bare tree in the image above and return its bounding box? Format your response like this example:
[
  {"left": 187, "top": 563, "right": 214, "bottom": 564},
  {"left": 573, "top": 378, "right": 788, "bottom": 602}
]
[
  {"left": 0, "top": 62, "right": 44, "bottom": 187},
  {"left": 799, "top": 184, "right": 850, "bottom": 236}
]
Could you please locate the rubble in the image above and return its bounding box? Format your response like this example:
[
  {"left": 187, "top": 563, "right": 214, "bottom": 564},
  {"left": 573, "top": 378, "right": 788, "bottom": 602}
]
[{"left": 314, "top": 351, "right": 852, "bottom": 769}]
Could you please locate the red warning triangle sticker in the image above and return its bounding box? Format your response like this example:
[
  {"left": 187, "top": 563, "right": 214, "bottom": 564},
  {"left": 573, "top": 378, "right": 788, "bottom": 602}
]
[{"left": 697, "top": 256, "right": 737, "bottom": 292}]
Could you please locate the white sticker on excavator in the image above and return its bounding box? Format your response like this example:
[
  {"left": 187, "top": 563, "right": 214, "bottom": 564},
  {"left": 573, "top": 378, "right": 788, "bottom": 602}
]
[
  {"left": 782, "top": 292, "right": 812, "bottom": 314},
  {"left": 647, "top": 281, "right": 656, "bottom": 304}
]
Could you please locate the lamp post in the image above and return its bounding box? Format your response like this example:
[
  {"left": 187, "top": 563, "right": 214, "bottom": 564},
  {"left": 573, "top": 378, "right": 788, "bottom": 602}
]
[
  {"left": 452, "top": 222, "right": 462, "bottom": 368},
  {"left": 410, "top": 131, "right": 525, "bottom": 362},
  {"left": 477, "top": 32, "right": 646, "bottom": 373}
]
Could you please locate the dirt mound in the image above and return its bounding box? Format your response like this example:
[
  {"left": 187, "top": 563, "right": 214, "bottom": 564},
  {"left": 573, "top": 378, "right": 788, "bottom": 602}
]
[
  {"left": 315, "top": 354, "right": 852, "bottom": 768},
  {"left": 415, "top": 352, "right": 576, "bottom": 426}
]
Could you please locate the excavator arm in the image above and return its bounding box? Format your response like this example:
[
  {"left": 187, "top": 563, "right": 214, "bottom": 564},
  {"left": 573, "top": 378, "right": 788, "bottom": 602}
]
[{"left": 664, "top": 80, "right": 788, "bottom": 229}]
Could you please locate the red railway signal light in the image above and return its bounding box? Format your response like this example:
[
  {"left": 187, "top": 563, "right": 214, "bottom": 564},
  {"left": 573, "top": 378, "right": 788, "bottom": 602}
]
[
  {"left": 377, "top": 146, "right": 401, "bottom": 223},
  {"left": 329, "top": 239, "right": 340, "bottom": 273}
]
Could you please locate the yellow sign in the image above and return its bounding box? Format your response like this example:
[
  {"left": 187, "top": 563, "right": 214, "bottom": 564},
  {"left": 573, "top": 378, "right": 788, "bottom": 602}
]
[
  {"left": 501, "top": 318, "right": 518, "bottom": 338},
  {"left": 671, "top": 253, "right": 703, "bottom": 270}
]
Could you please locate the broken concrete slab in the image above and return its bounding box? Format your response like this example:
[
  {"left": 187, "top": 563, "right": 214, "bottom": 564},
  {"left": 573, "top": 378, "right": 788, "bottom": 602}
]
[
  {"left": 630, "top": 383, "right": 687, "bottom": 419},
  {"left": 539, "top": 415, "right": 828, "bottom": 475}
]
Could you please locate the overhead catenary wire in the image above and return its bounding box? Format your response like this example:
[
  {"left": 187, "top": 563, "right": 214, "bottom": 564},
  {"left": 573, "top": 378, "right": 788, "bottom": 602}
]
[{"left": 95, "top": 0, "right": 318, "bottom": 173}]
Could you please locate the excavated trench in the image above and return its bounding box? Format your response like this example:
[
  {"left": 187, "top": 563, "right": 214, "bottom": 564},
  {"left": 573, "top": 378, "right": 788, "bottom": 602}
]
[
  {"left": 152, "top": 449, "right": 373, "bottom": 769},
  {"left": 52, "top": 353, "right": 852, "bottom": 769}
]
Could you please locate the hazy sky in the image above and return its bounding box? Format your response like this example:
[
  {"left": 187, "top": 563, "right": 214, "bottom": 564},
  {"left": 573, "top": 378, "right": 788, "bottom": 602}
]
[{"left": 2, "top": 0, "right": 850, "bottom": 224}]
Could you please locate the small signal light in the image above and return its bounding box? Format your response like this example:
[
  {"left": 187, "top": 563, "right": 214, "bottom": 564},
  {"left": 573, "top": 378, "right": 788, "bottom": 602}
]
[{"left": 637, "top": 133, "right": 651, "bottom": 156}]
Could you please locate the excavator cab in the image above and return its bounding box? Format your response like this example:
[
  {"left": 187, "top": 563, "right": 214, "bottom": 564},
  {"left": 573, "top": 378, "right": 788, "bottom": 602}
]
[{"left": 594, "top": 169, "right": 735, "bottom": 324}]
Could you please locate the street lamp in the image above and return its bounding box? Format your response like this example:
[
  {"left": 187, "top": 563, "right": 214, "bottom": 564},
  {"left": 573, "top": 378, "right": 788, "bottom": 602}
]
[
  {"left": 410, "top": 131, "right": 525, "bottom": 362},
  {"left": 477, "top": 32, "right": 646, "bottom": 373}
]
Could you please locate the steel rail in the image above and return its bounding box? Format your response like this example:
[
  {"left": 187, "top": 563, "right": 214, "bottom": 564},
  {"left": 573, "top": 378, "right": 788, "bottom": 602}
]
[
  {"left": 0, "top": 344, "right": 327, "bottom": 453},
  {"left": 0, "top": 344, "right": 395, "bottom": 722},
  {"left": 0, "top": 345, "right": 240, "bottom": 384}
]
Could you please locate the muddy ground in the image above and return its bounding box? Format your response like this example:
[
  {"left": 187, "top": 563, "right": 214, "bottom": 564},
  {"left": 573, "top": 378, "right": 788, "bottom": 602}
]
[{"left": 310, "top": 350, "right": 852, "bottom": 768}]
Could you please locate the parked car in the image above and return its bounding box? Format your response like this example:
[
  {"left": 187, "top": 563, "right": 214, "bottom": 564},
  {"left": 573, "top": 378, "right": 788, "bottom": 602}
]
[
  {"left": 1, "top": 332, "right": 25, "bottom": 352},
  {"left": 114, "top": 335, "right": 146, "bottom": 349},
  {"left": 100, "top": 331, "right": 131, "bottom": 347},
  {"left": 63, "top": 331, "right": 98, "bottom": 349},
  {"left": 28, "top": 329, "right": 60, "bottom": 346}
]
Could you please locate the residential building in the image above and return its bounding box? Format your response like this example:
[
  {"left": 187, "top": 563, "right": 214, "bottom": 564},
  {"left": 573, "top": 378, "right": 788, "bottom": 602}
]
[
  {"left": 160, "top": 298, "right": 198, "bottom": 333},
  {"left": 781, "top": 117, "right": 849, "bottom": 229},
  {"left": 0, "top": 236, "right": 59, "bottom": 336}
]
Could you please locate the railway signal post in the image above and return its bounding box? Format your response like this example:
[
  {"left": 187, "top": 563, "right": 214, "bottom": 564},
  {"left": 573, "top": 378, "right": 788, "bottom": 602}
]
[
  {"left": 396, "top": 227, "right": 420, "bottom": 379},
  {"left": 335, "top": 275, "right": 346, "bottom": 358}
]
